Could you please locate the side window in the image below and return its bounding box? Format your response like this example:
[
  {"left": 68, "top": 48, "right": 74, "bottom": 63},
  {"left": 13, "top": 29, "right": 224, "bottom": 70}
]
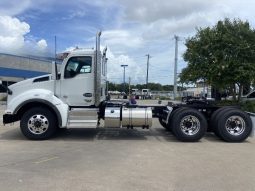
[{"left": 64, "top": 56, "right": 92, "bottom": 78}]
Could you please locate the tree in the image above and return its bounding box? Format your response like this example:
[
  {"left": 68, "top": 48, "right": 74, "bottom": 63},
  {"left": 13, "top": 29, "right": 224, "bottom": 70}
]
[{"left": 180, "top": 18, "right": 255, "bottom": 100}]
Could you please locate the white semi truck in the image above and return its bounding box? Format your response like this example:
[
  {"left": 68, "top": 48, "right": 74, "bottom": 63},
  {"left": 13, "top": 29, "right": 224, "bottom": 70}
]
[{"left": 2, "top": 32, "right": 254, "bottom": 142}]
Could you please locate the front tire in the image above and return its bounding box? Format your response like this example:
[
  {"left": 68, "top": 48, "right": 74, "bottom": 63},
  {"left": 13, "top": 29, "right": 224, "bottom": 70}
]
[{"left": 20, "top": 107, "right": 57, "bottom": 140}]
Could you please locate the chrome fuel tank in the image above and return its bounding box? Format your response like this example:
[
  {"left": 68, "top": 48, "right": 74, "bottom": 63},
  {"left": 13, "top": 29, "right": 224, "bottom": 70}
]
[
  {"left": 122, "top": 107, "right": 152, "bottom": 128},
  {"left": 104, "top": 107, "right": 121, "bottom": 128},
  {"left": 104, "top": 106, "right": 153, "bottom": 128}
]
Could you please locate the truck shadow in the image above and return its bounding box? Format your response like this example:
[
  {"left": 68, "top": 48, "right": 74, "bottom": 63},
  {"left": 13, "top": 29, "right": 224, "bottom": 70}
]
[
  {"left": 54, "top": 127, "right": 174, "bottom": 141},
  {"left": 54, "top": 127, "right": 223, "bottom": 143},
  {"left": 0, "top": 128, "right": 27, "bottom": 141},
  {"left": 1, "top": 126, "right": 251, "bottom": 143},
  {"left": 0, "top": 126, "right": 177, "bottom": 141}
]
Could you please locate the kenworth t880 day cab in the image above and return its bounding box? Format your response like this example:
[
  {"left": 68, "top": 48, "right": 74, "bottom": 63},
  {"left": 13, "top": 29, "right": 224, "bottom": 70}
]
[{"left": 2, "top": 32, "right": 254, "bottom": 142}]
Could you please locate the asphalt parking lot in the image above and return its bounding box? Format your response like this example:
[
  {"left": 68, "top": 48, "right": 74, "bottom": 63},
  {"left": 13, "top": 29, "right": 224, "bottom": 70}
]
[{"left": 0, "top": 104, "right": 254, "bottom": 191}]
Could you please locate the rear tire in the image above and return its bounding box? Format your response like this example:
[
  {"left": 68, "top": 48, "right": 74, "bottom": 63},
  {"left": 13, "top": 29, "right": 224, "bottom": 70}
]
[
  {"left": 216, "top": 109, "right": 252, "bottom": 142},
  {"left": 158, "top": 118, "right": 167, "bottom": 129},
  {"left": 20, "top": 107, "right": 57, "bottom": 140},
  {"left": 171, "top": 108, "right": 207, "bottom": 142},
  {"left": 210, "top": 107, "right": 237, "bottom": 137},
  {"left": 166, "top": 107, "right": 186, "bottom": 133}
]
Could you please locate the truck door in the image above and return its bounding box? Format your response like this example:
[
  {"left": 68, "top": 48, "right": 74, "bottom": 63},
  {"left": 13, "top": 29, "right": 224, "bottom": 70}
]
[{"left": 60, "top": 56, "right": 94, "bottom": 106}]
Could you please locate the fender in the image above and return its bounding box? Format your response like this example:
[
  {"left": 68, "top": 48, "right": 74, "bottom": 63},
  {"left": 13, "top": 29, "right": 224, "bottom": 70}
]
[
  {"left": 6, "top": 89, "right": 69, "bottom": 127},
  {"left": 14, "top": 99, "right": 63, "bottom": 127}
]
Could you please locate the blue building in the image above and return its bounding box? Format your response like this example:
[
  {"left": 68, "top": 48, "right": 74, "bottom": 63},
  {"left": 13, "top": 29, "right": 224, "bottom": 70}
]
[{"left": 0, "top": 53, "right": 53, "bottom": 92}]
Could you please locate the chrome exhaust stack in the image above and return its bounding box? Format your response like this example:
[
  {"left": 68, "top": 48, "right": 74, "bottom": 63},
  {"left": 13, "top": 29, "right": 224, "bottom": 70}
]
[{"left": 94, "top": 31, "right": 102, "bottom": 107}]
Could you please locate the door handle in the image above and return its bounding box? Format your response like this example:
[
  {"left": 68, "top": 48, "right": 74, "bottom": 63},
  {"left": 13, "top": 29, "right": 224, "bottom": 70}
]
[{"left": 83, "top": 93, "right": 92, "bottom": 97}]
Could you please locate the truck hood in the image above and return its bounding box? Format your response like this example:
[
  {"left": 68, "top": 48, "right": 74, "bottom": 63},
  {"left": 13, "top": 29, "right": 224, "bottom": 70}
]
[
  {"left": 7, "top": 74, "right": 54, "bottom": 100},
  {"left": 9, "top": 74, "right": 51, "bottom": 89}
]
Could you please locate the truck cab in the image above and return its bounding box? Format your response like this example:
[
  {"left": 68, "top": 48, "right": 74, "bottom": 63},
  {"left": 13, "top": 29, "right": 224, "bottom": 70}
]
[
  {"left": 131, "top": 88, "right": 139, "bottom": 95},
  {"left": 4, "top": 47, "right": 107, "bottom": 108},
  {"left": 57, "top": 49, "right": 107, "bottom": 106},
  {"left": 142, "top": 89, "right": 152, "bottom": 99},
  {"left": 3, "top": 32, "right": 109, "bottom": 138}
]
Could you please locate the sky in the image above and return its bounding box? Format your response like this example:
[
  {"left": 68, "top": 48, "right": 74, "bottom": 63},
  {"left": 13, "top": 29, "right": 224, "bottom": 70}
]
[{"left": 0, "top": 0, "right": 255, "bottom": 85}]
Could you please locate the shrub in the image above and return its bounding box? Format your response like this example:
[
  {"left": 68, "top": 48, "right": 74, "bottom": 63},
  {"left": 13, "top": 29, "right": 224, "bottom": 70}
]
[{"left": 216, "top": 100, "right": 255, "bottom": 113}]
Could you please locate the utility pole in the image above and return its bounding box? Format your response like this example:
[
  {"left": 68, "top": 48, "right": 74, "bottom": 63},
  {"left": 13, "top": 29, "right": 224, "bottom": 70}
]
[
  {"left": 146, "top": 54, "right": 151, "bottom": 89},
  {"left": 173, "top": 35, "right": 179, "bottom": 100},
  {"left": 121, "top": 64, "right": 128, "bottom": 94}
]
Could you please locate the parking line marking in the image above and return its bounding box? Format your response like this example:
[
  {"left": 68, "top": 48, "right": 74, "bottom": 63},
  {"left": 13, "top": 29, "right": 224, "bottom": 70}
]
[{"left": 33, "top": 156, "right": 59, "bottom": 164}]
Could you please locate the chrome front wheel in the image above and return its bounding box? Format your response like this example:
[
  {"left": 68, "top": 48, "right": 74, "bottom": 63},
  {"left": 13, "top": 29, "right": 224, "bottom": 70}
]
[
  {"left": 20, "top": 107, "right": 57, "bottom": 140},
  {"left": 28, "top": 114, "right": 49, "bottom": 135}
]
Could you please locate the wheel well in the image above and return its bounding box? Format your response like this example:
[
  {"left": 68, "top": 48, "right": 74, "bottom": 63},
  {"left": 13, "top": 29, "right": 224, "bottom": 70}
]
[{"left": 16, "top": 101, "right": 61, "bottom": 127}]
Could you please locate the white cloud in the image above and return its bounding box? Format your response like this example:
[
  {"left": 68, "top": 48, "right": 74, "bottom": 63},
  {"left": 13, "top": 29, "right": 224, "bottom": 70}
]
[
  {"left": 106, "top": 48, "right": 147, "bottom": 84},
  {"left": 62, "top": 10, "right": 87, "bottom": 20},
  {"left": 37, "top": 39, "right": 48, "bottom": 50},
  {"left": 102, "top": 30, "right": 143, "bottom": 49},
  {"left": 0, "top": 15, "right": 50, "bottom": 55},
  {"left": 0, "top": 0, "right": 31, "bottom": 16},
  {"left": 141, "top": 10, "right": 225, "bottom": 40},
  {"left": 116, "top": 0, "right": 214, "bottom": 23},
  {"left": 64, "top": 46, "right": 78, "bottom": 52},
  {"left": 0, "top": 15, "right": 30, "bottom": 52},
  {"left": 115, "top": 0, "right": 255, "bottom": 24}
]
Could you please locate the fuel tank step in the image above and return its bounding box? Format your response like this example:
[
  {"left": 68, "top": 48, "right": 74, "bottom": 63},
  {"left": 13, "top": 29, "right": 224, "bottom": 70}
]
[
  {"left": 67, "top": 119, "right": 98, "bottom": 128},
  {"left": 67, "top": 108, "right": 98, "bottom": 128}
]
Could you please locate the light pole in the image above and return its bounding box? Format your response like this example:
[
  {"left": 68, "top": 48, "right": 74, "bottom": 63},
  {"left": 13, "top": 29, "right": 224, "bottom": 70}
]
[{"left": 121, "top": 64, "right": 128, "bottom": 94}]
